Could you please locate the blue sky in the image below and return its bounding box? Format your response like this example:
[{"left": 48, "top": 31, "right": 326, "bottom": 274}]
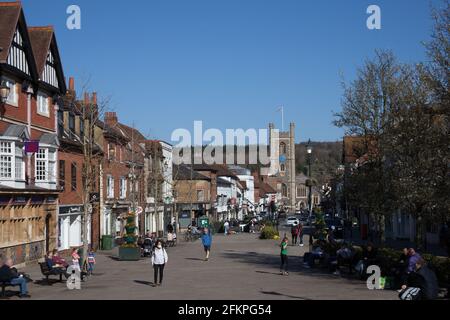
[{"left": 20, "top": 0, "right": 440, "bottom": 143}]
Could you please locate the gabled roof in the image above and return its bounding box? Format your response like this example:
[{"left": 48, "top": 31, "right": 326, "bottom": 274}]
[
  {"left": 0, "top": 1, "right": 38, "bottom": 80},
  {"left": 27, "top": 27, "right": 51, "bottom": 75},
  {"left": 2, "top": 124, "right": 29, "bottom": 140},
  {"left": 0, "top": 2, "right": 21, "bottom": 63},
  {"left": 40, "top": 133, "right": 59, "bottom": 146},
  {"left": 28, "top": 26, "right": 67, "bottom": 93}
]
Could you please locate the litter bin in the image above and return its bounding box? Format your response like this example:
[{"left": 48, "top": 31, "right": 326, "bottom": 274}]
[{"left": 101, "top": 235, "right": 113, "bottom": 251}]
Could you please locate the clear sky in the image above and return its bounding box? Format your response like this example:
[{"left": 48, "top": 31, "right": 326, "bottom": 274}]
[{"left": 20, "top": 0, "right": 441, "bottom": 143}]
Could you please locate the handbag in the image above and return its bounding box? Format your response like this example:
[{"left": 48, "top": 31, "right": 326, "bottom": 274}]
[{"left": 399, "top": 287, "right": 421, "bottom": 300}]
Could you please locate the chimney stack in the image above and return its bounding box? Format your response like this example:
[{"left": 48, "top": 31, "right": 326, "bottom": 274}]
[
  {"left": 84, "top": 92, "right": 90, "bottom": 105},
  {"left": 92, "top": 92, "right": 97, "bottom": 105},
  {"left": 104, "top": 112, "right": 118, "bottom": 127},
  {"left": 69, "top": 77, "right": 75, "bottom": 91}
]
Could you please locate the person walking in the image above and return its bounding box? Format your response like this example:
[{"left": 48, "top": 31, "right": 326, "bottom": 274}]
[
  {"left": 201, "top": 228, "right": 213, "bottom": 261},
  {"left": 87, "top": 248, "right": 96, "bottom": 276},
  {"left": 224, "top": 220, "right": 230, "bottom": 236},
  {"left": 280, "top": 236, "right": 289, "bottom": 276},
  {"left": 298, "top": 223, "right": 304, "bottom": 247},
  {"left": 151, "top": 240, "right": 168, "bottom": 287},
  {"left": 291, "top": 223, "right": 299, "bottom": 245}
]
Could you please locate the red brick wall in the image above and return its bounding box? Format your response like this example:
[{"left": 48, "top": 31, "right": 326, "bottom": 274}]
[{"left": 58, "top": 151, "right": 84, "bottom": 205}]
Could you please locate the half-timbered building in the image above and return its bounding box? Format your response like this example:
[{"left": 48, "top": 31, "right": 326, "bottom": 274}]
[{"left": 0, "top": 2, "right": 66, "bottom": 265}]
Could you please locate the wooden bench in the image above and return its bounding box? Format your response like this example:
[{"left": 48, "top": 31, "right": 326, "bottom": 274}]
[{"left": 39, "top": 262, "right": 65, "bottom": 283}]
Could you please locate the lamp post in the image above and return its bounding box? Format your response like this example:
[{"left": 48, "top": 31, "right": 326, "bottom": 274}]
[
  {"left": 306, "top": 139, "right": 313, "bottom": 216},
  {"left": 0, "top": 81, "right": 11, "bottom": 105}
]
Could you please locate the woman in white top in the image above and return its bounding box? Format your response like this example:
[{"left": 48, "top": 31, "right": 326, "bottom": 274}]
[{"left": 151, "top": 240, "right": 168, "bottom": 286}]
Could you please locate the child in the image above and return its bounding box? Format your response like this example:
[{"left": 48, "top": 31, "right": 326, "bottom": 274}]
[
  {"left": 87, "top": 249, "right": 96, "bottom": 275},
  {"left": 71, "top": 248, "right": 81, "bottom": 272},
  {"left": 280, "top": 236, "right": 289, "bottom": 276}
]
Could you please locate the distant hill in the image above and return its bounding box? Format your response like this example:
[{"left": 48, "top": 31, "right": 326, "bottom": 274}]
[
  {"left": 176, "top": 141, "right": 343, "bottom": 185},
  {"left": 295, "top": 141, "right": 342, "bottom": 185}
]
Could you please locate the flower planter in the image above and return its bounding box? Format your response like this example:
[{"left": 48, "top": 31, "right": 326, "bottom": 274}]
[{"left": 118, "top": 246, "right": 141, "bottom": 261}]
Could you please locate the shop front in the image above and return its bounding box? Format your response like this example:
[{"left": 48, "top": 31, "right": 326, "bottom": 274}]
[{"left": 58, "top": 205, "right": 90, "bottom": 251}]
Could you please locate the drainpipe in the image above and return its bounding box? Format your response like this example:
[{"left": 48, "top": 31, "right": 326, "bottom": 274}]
[{"left": 26, "top": 85, "right": 33, "bottom": 185}]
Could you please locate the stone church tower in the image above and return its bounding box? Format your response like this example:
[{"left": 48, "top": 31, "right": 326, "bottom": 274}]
[{"left": 268, "top": 123, "right": 296, "bottom": 211}]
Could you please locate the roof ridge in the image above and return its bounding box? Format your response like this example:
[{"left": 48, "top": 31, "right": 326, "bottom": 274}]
[
  {"left": 0, "top": 1, "right": 21, "bottom": 7},
  {"left": 28, "top": 25, "right": 54, "bottom": 31}
]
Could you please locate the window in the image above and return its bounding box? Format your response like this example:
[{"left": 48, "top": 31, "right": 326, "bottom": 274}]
[
  {"left": 107, "top": 175, "right": 114, "bottom": 198},
  {"left": 35, "top": 149, "right": 48, "bottom": 181},
  {"left": 71, "top": 162, "right": 77, "bottom": 191},
  {"left": 0, "top": 142, "right": 13, "bottom": 178},
  {"left": 297, "top": 186, "right": 307, "bottom": 198},
  {"left": 69, "top": 113, "right": 75, "bottom": 136},
  {"left": 197, "top": 190, "right": 204, "bottom": 202},
  {"left": 57, "top": 110, "right": 64, "bottom": 138},
  {"left": 281, "top": 184, "right": 288, "bottom": 197},
  {"left": 119, "top": 177, "right": 127, "bottom": 199},
  {"left": 280, "top": 142, "right": 287, "bottom": 155},
  {"left": 35, "top": 148, "right": 56, "bottom": 183},
  {"left": 4, "top": 78, "right": 18, "bottom": 106},
  {"left": 59, "top": 160, "right": 65, "bottom": 190},
  {"left": 280, "top": 164, "right": 286, "bottom": 172},
  {"left": 79, "top": 117, "right": 85, "bottom": 138},
  {"left": 37, "top": 92, "right": 49, "bottom": 116}
]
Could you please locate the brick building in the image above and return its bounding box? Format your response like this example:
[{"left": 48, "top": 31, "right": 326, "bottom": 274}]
[
  {"left": 56, "top": 78, "right": 102, "bottom": 251},
  {"left": 99, "top": 112, "right": 133, "bottom": 239},
  {"left": 0, "top": 2, "right": 66, "bottom": 264}
]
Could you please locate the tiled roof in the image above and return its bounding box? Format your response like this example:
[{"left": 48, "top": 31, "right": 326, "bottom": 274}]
[
  {"left": 28, "top": 26, "right": 53, "bottom": 75},
  {"left": 174, "top": 165, "right": 211, "bottom": 181},
  {"left": 0, "top": 2, "right": 21, "bottom": 63}
]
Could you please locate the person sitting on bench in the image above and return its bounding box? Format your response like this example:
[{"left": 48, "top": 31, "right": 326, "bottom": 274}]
[
  {"left": 0, "top": 257, "right": 30, "bottom": 298},
  {"left": 45, "top": 251, "right": 68, "bottom": 278},
  {"left": 52, "top": 249, "right": 69, "bottom": 268}
]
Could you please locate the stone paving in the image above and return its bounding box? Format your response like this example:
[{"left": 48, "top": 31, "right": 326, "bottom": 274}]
[{"left": 7, "top": 232, "right": 397, "bottom": 300}]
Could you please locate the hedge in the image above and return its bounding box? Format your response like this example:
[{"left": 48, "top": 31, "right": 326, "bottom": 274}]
[{"left": 259, "top": 226, "right": 280, "bottom": 240}]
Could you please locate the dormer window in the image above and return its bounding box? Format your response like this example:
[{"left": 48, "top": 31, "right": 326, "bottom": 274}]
[{"left": 37, "top": 92, "right": 49, "bottom": 116}]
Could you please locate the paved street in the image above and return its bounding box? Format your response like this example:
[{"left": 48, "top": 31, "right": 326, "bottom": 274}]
[{"left": 10, "top": 233, "right": 397, "bottom": 300}]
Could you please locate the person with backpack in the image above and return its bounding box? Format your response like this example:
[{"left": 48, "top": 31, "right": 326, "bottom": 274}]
[
  {"left": 291, "top": 223, "right": 299, "bottom": 245},
  {"left": 280, "top": 236, "right": 289, "bottom": 276},
  {"left": 151, "top": 239, "right": 168, "bottom": 287}
]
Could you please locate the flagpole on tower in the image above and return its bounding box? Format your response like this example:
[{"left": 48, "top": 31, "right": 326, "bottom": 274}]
[{"left": 276, "top": 106, "right": 284, "bottom": 131}]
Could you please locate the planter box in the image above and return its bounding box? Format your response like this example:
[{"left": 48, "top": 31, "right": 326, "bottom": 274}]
[{"left": 118, "top": 247, "right": 141, "bottom": 261}]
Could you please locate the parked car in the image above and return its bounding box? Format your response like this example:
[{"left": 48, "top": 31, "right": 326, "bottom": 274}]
[{"left": 285, "top": 217, "right": 300, "bottom": 227}]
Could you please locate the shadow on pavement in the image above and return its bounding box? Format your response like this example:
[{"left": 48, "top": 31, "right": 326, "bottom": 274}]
[
  {"left": 134, "top": 280, "right": 153, "bottom": 286},
  {"left": 222, "top": 251, "right": 364, "bottom": 283},
  {"left": 185, "top": 258, "right": 204, "bottom": 261},
  {"left": 0, "top": 290, "right": 19, "bottom": 299},
  {"left": 34, "top": 279, "right": 64, "bottom": 286},
  {"left": 255, "top": 270, "right": 283, "bottom": 276},
  {"left": 260, "top": 291, "right": 312, "bottom": 300}
]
